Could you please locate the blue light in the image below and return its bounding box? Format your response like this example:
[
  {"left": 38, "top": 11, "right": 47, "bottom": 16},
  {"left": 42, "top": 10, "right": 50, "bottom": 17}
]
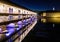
[
  {"left": 17, "top": 21, "right": 23, "bottom": 28},
  {"left": 17, "top": 21, "right": 22, "bottom": 25},
  {"left": 7, "top": 23, "right": 15, "bottom": 30},
  {"left": 28, "top": 18, "right": 32, "bottom": 24},
  {"left": 6, "top": 23, "right": 15, "bottom": 36},
  {"left": 5, "top": 32, "right": 11, "bottom": 36},
  {"left": 7, "top": 23, "right": 15, "bottom": 28},
  {"left": 16, "top": 28, "right": 20, "bottom": 30},
  {"left": 5, "top": 29, "right": 14, "bottom": 36},
  {"left": 23, "top": 19, "right": 28, "bottom": 25},
  {"left": 26, "top": 19, "right": 29, "bottom": 24}
]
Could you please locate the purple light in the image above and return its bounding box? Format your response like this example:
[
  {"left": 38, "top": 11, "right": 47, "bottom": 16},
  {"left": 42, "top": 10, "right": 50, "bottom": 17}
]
[
  {"left": 6, "top": 23, "right": 15, "bottom": 33},
  {"left": 5, "top": 32, "right": 11, "bottom": 36},
  {"left": 17, "top": 21, "right": 22, "bottom": 25},
  {"left": 17, "top": 21, "right": 23, "bottom": 28},
  {"left": 23, "top": 19, "right": 28, "bottom": 25},
  {"left": 7, "top": 23, "right": 15, "bottom": 27},
  {"left": 0, "top": 28, "right": 2, "bottom": 33},
  {"left": 5, "top": 29, "right": 14, "bottom": 36},
  {"left": 26, "top": 19, "right": 29, "bottom": 24},
  {"left": 16, "top": 28, "right": 20, "bottom": 30},
  {"left": 5, "top": 32, "right": 13, "bottom": 36}
]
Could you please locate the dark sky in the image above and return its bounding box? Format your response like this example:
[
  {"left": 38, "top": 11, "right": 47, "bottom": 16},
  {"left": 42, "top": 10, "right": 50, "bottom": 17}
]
[{"left": 10, "top": 0, "right": 60, "bottom": 11}]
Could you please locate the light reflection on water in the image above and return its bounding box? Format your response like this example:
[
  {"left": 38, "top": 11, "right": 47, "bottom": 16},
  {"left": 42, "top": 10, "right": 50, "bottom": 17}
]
[{"left": 41, "top": 17, "right": 60, "bottom": 23}]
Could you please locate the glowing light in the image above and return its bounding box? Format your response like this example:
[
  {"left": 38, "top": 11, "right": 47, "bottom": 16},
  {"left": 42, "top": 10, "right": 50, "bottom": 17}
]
[
  {"left": 46, "top": 12, "right": 60, "bottom": 17},
  {"left": 23, "top": 20, "right": 26, "bottom": 25},
  {"left": 17, "top": 21, "right": 23, "bottom": 28},
  {"left": 5, "top": 30, "right": 14, "bottom": 36},
  {"left": 53, "top": 24, "right": 55, "bottom": 28},
  {"left": 0, "top": 2, "right": 37, "bottom": 15},
  {"left": 41, "top": 17, "right": 60, "bottom": 23},
  {"left": 52, "top": 14, "right": 60, "bottom": 17},
  {"left": 41, "top": 18, "right": 46, "bottom": 23},
  {"left": 5, "top": 29, "right": 15, "bottom": 36},
  {"left": 43, "top": 13, "right": 46, "bottom": 16},
  {"left": 7, "top": 23, "right": 15, "bottom": 28},
  {"left": 6, "top": 23, "right": 15, "bottom": 34},
  {"left": 5, "top": 32, "right": 11, "bottom": 36},
  {"left": 53, "top": 7, "right": 55, "bottom": 10},
  {"left": 16, "top": 28, "right": 20, "bottom": 30},
  {"left": 0, "top": 28, "right": 2, "bottom": 33},
  {"left": 17, "top": 21, "right": 22, "bottom": 25},
  {"left": 49, "top": 17, "right": 60, "bottom": 23}
]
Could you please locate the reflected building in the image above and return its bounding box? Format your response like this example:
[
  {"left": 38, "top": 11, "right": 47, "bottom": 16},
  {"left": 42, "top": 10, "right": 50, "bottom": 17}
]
[{"left": 40, "top": 10, "right": 60, "bottom": 23}]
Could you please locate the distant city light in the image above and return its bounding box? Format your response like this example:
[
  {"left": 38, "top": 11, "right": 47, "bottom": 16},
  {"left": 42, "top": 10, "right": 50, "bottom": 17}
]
[{"left": 53, "top": 7, "right": 55, "bottom": 10}]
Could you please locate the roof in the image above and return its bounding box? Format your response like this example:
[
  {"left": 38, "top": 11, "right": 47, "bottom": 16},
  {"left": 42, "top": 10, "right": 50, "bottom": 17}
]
[
  {"left": 0, "top": 0, "right": 34, "bottom": 12},
  {"left": 39, "top": 10, "right": 60, "bottom": 14}
]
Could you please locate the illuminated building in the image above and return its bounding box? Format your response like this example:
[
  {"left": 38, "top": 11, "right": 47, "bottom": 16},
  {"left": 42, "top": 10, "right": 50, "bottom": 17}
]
[
  {"left": 40, "top": 10, "right": 60, "bottom": 23},
  {"left": 0, "top": 0, "right": 37, "bottom": 42}
]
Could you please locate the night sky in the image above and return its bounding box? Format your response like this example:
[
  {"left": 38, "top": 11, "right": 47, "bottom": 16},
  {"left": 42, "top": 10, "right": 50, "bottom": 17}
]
[{"left": 10, "top": 0, "right": 60, "bottom": 11}]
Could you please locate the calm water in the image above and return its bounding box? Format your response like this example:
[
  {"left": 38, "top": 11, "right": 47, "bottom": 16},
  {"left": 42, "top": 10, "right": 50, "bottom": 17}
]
[{"left": 22, "top": 18, "right": 60, "bottom": 42}]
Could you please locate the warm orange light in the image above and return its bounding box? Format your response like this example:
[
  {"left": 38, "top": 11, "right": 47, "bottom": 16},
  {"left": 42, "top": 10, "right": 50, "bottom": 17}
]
[
  {"left": 41, "top": 18, "right": 46, "bottom": 23},
  {"left": 47, "top": 12, "right": 60, "bottom": 17},
  {"left": 52, "top": 13, "right": 60, "bottom": 17},
  {"left": 49, "top": 17, "right": 60, "bottom": 23},
  {"left": 43, "top": 13, "right": 46, "bottom": 16}
]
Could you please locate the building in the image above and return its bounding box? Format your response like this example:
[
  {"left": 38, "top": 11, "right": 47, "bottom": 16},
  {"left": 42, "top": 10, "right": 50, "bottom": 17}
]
[
  {"left": 0, "top": 0, "right": 37, "bottom": 42},
  {"left": 40, "top": 10, "right": 60, "bottom": 23}
]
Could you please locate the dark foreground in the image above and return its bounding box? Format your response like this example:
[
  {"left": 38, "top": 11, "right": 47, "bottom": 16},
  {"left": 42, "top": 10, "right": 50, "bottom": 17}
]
[{"left": 22, "top": 20, "right": 60, "bottom": 42}]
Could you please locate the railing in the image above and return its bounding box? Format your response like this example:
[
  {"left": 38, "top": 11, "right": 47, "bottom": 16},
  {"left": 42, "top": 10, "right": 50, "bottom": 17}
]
[{"left": 0, "top": 13, "right": 37, "bottom": 42}]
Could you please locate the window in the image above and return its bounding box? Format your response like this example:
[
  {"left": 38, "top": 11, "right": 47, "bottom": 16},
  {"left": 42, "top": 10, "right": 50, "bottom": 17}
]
[
  {"left": 18, "top": 15, "right": 20, "bottom": 19},
  {"left": 18, "top": 10, "right": 20, "bottom": 14},
  {"left": 8, "top": 15, "right": 13, "bottom": 20},
  {"left": 9, "top": 8, "right": 13, "bottom": 13},
  {"left": 27, "top": 12, "right": 28, "bottom": 14},
  {"left": 24, "top": 11, "right": 25, "bottom": 14}
]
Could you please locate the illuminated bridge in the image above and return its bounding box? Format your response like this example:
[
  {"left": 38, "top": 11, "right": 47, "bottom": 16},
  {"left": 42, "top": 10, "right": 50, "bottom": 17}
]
[{"left": 0, "top": 0, "right": 60, "bottom": 42}]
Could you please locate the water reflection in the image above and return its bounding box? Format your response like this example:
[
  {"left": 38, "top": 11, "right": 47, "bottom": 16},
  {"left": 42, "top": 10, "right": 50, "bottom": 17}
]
[{"left": 41, "top": 17, "right": 60, "bottom": 23}]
